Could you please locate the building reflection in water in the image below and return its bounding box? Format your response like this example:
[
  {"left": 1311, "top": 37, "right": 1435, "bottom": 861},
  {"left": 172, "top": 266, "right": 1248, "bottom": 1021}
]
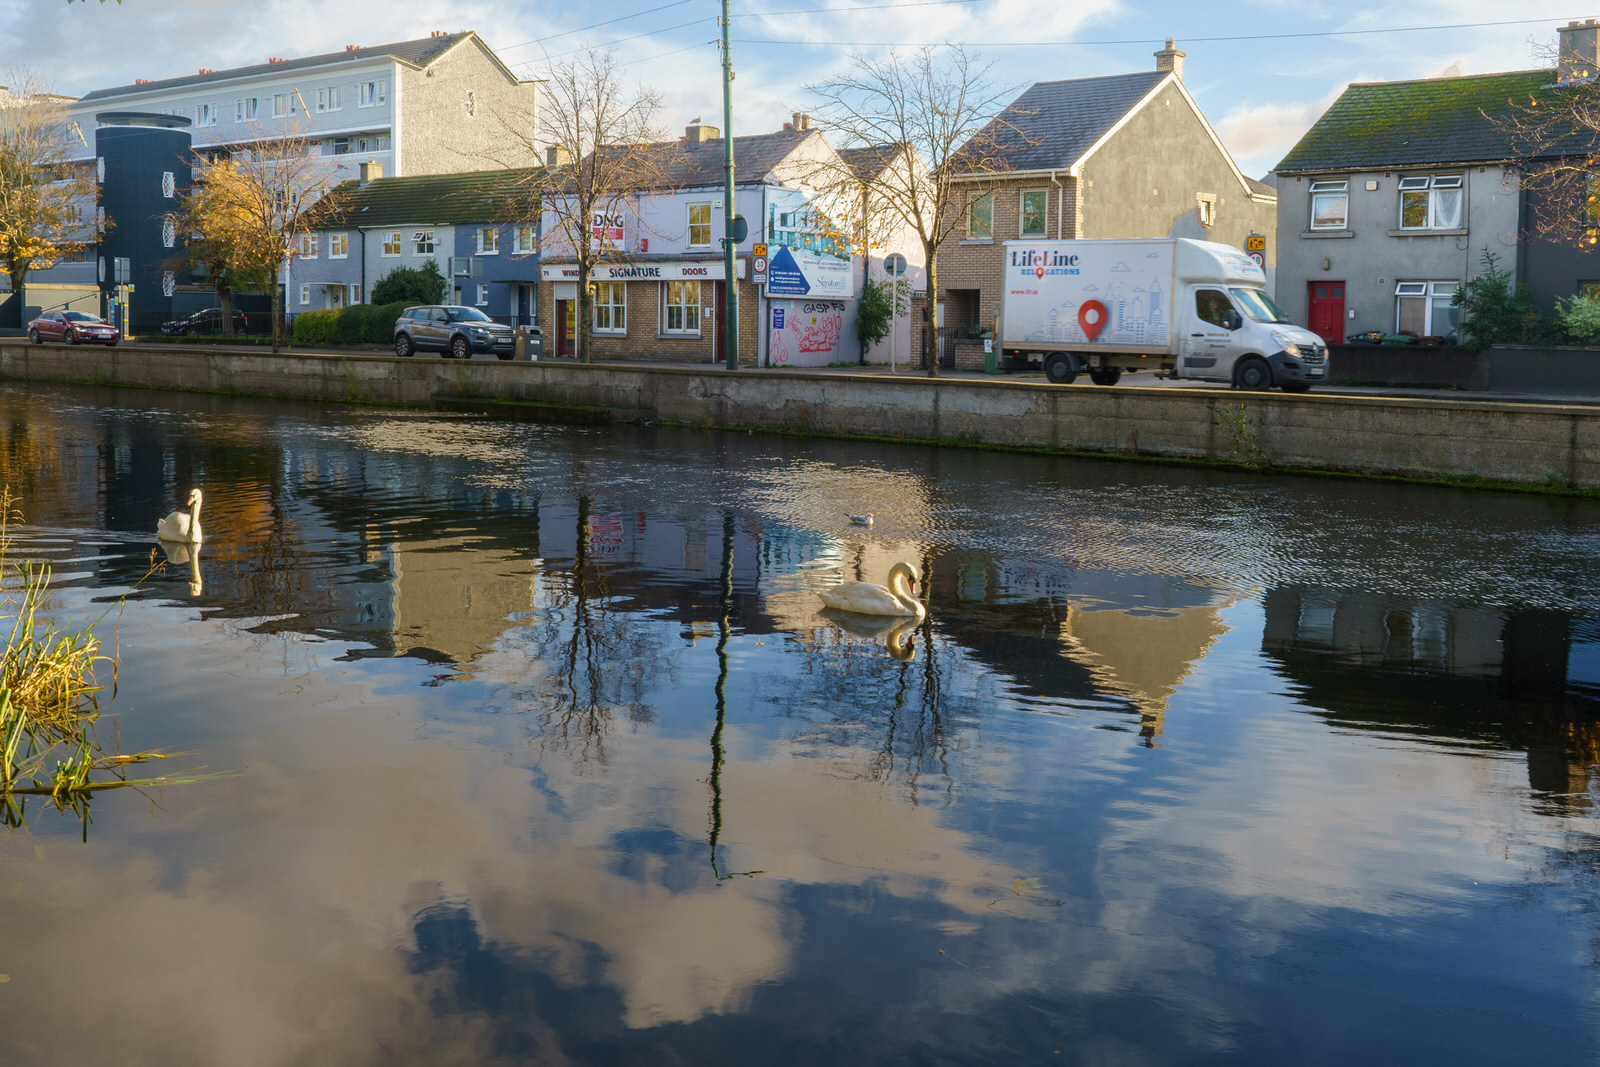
[{"left": 1262, "top": 585, "right": 1600, "bottom": 815}]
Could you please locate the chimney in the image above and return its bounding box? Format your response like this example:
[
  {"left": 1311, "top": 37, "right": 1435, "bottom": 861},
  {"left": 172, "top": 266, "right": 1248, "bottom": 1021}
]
[
  {"left": 782, "top": 122, "right": 793, "bottom": 131},
  {"left": 685, "top": 122, "right": 720, "bottom": 143},
  {"left": 135, "top": 78, "right": 152, "bottom": 85},
  {"left": 546, "top": 144, "right": 571, "bottom": 166},
  {"left": 1558, "top": 20, "right": 1600, "bottom": 85},
  {"left": 198, "top": 68, "right": 216, "bottom": 75},
  {"left": 345, "top": 44, "right": 362, "bottom": 52},
  {"left": 792, "top": 112, "right": 810, "bottom": 131},
  {"left": 267, "top": 57, "right": 286, "bottom": 64},
  {"left": 359, "top": 159, "right": 383, "bottom": 184},
  {"left": 1154, "top": 39, "right": 1185, "bottom": 81},
  {"left": 432, "top": 30, "right": 448, "bottom": 37}
]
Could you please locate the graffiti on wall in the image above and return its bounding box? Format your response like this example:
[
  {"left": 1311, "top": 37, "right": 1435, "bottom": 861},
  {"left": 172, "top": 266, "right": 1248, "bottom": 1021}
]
[{"left": 770, "top": 300, "right": 848, "bottom": 366}]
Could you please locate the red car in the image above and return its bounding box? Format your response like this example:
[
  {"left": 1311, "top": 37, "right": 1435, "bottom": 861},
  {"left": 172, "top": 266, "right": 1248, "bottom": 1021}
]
[{"left": 28, "top": 310, "right": 120, "bottom": 346}]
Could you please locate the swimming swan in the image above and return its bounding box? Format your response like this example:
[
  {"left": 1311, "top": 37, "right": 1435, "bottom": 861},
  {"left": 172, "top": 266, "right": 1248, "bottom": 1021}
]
[
  {"left": 817, "top": 561, "right": 925, "bottom": 620},
  {"left": 157, "top": 488, "right": 203, "bottom": 544},
  {"left": 821, "top": 607, "right": 919, "bottom": 661}
]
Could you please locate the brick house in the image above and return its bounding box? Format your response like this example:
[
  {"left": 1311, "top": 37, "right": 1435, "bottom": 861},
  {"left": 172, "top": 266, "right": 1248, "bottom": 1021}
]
[{"left": 929, "top": 42, "right": 1277, "bottom": 368}]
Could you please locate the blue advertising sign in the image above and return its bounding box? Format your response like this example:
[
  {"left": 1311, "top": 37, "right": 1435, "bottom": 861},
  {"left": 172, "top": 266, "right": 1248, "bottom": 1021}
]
[
  {"left": 772, "top": 307, "right": 786, "bottom": 329},
  {"left": 766, "top": 246, "right": 810, "bottom": 296}
]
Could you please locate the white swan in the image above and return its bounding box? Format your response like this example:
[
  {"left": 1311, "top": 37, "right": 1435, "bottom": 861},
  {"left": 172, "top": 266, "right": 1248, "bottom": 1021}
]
[
  {"left": 821, "top": 607, "right": 919, "bottom": 661},
  {"left": 817, "top": 561, "right": 925, "bottom": 619},
  {"left": 157, "top": 488, "right": 203, "bottom": 544}
]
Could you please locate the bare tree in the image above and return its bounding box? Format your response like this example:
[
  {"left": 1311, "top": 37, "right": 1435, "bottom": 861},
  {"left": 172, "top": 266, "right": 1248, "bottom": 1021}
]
[
  {"left": 500, "top": 47, "right": 669, "bottom": 364},
  {"left": 170, "top": 126, "right": 344, "bottom": 351},
  {"left": 1489, "top": 38, "right": 1600, "bottom": 246},
  {"left": 0, "top": 71, "right": 97, "bottom": 292},
  {"left": 802, "top": 46, "right": 1018, "bottom": 376}
]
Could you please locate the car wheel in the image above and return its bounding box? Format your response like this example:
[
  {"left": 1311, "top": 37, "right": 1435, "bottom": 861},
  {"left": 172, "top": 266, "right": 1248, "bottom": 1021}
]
[
  {"left": 1233, "top": 357, "right": 1272, "bottom": 391},
  {"left": 1044, "top": 354, "right": 1077, "bottom": 384},
  {"left": 451, "top": 335, "right": 470, "bottom": 359},
  {"left": 27, "top": 328, "right": 39, "bottom": 344},
  {"left": 65, "top": 329, "right": 78, "bottom": 345},
  {"left": 394, "top": 333, "right": 413, "bottom": 358}
]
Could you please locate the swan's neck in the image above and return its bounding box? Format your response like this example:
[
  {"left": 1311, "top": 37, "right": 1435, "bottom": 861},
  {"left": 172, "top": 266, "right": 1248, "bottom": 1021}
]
[{"left": 888, "top": 566, "right": 924, "bottom": 617}]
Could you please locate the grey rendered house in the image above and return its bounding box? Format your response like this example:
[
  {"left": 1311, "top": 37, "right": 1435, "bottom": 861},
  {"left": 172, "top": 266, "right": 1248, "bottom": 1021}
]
[
  {"left": 933, "top": 42, "right": 1277, "bottom": 365},
  {"left": 1274, "top": 20, "right": 1600, "bottom": 343},
  {"left": 291, "top": 166, "right": 539, "bottom": 321}
]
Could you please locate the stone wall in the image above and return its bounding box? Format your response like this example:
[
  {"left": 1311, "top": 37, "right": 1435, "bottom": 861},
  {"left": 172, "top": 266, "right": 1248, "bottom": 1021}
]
[{"left": 2, "top": 343, "right": 1597, "bottom": 489}]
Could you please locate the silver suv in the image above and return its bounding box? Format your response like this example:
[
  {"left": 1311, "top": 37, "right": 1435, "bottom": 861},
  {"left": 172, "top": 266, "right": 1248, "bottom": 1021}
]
[{"left": 393, "top": 305, "right": 515, "bottom": 359}]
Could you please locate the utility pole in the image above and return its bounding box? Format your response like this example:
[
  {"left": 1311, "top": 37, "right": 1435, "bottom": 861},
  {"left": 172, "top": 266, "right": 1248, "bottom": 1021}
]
[{"left": 720, "top": 0, "right": 739, "bottom": 370}]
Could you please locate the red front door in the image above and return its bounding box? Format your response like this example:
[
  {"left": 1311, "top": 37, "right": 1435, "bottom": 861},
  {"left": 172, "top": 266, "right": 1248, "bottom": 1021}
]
[
  {"left": 557, "top": 300, "right": 576, "bottom": 357},
  {"left": 1307, "top": 281, "right": 1345, "bottom": 344}
]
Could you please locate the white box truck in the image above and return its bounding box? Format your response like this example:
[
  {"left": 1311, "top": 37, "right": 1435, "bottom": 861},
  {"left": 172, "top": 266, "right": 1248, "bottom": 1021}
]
[{"left": 993, "top": 238, "right": 1328, "bottom": 392}]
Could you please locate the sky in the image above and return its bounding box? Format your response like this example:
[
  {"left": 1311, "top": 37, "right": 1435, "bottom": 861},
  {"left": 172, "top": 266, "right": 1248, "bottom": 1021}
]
[{"left": 3, "top": 1, "right": 1594, "bottom": 179}]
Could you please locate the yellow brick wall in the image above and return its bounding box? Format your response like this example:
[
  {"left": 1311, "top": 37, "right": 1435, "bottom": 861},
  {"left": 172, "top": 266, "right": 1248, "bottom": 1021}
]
[{"left": 538, "top": 276, "right": 761, "bottom": 364}]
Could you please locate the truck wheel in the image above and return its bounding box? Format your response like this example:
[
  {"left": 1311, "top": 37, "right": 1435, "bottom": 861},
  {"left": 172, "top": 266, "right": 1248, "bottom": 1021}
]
[
  {"left": 1089, "top": 367, "right": 1122, "bottom": 386},
  {"left": 1044, "top": 354, "right": 1078, "bottom": 384},
  {"left": 1233, "top": 357, "right": 1272, "bottom": 391}
]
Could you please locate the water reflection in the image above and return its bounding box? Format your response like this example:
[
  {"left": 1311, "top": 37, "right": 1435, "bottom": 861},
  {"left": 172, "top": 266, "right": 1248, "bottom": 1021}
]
[{"left": 1, "top": 382, "right": 1599, "bottom": 1061}]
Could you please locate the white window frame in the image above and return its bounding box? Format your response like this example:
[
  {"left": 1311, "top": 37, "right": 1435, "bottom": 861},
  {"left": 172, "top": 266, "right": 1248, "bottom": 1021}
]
[
  {"left": 1020, "top": 188, "right": 1049, "bottom": 238},
  {"left": 358, "top": 80, "right": 387, "bottom": 108},
  {"left": 968, "top": 192, "right": 994, "bottom": 239},
  {"left": 162, "top": 219, "right": 175, "bottom": 248},
  {"left": 317, "top": 86, "right": 341, "bottom": 113},
  {"left": 381, "top": 231, "right": 401, "bottom": 257},
  {"left": 476, "top": 283, "right": 490, "bottom": 307},
  {"left": 414, "top": 229, "right": 435, "bottom": 255},
  {"left": 687, "top": 202, "right": 712, "bottom": 248},
  {"left": 236, "top": 97, "right": 258, "bottom": 122},
  {"left": 350, "top": 283, "right": 362, "bottom": 304},
  {"left": 663, "top": 280, "right": 701, "bottom": 335},
  {"left": 1309, "top": 179, "right": 1349, "bottom": 231},
  {"left": 1394, "top": 280, "right": 1461, "bottom": 337},
  {"left": 162, "top": 171, "right": 175, "bottom": 198},
  {"left": 593, "top": 280, "right": 626, "bottom": 334},
  {"left": 300, "top": 283, "right": 310, "bottom": 305},
  {"left": 478, "top": 227, "right": 499, "bottom": 254},
  {"left": 196, "top": 102, "right": 217, "bottom": 127},
  {"left": 514, "top": 224, "right": 534, "bottom": 254},
  {"left": 329, "top": 233, "right": 348, "bottom": 259},
  {"left": 1398, "top": 174, "right": 1463, "bottom": 230},
  {"left": 272, "top": 93, "right": 288, "bottom": 119},
  {"left": 299, "top": 234, "right": 318, "bottom": 259}
]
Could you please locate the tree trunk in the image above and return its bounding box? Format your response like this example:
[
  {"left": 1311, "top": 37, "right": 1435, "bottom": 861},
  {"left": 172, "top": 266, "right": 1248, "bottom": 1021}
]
[
  {"left": 923, "top": 242, "right": 940, "bottom": 378},
  {"left": 575, "top": 252, "right": 591, "bottom": 364},
  {"left": 270, "top": 283, "right": 283, "bottom": 354},
  {"left": 218, "top": 280, "right": 235, "bottom": 341}
]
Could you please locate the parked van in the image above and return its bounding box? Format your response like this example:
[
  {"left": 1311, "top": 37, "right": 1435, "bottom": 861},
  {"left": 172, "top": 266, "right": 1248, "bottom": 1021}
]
[{"left": 994, "top": 238, "right": 1328, "bottom": 392}]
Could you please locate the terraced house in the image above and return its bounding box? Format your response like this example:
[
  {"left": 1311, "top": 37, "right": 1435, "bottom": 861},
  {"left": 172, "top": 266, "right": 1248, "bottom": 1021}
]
[
  {"left": 1275, "top": 18, "right": 1600, "bottom": 345},
  {"left": 292, "top": 165, "right": 540, "bottom": 324}
]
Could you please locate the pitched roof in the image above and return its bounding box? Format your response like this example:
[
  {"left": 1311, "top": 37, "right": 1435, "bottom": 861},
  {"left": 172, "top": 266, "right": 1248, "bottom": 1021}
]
[
  {"left": 310, "top": 167, "right": 541, "bottom": 228},
  {"left": 618, "top": 128, "right": 814, "bottom": 189},
  {"left": 953, "top": 71, "right": 1168, "bottom": 173},
  {"left": 836, "top": 144, "right": 902, "bottom": 183},
  {"left": 1275, "top": 68, "right": 1600, "bottom": 173},
  {"left": 80, "top": 32, "right": 478, "bottom": 102}
]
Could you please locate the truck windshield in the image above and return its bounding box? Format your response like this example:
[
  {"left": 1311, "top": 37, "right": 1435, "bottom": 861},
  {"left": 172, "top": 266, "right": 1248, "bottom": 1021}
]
[{"left": 1229, "top": 287, "right": 1291, "bottom": 324}]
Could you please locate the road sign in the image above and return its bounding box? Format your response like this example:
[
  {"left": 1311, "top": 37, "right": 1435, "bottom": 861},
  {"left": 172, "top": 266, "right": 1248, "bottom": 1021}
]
[
  {"left": 1248, "top": 250, "right": 1265, "bottom": 269},
  {"left": 884, "top": 253, "right": 907, "bottom": 277},
  {"left": 1246, "top": 233, "right": 1265, "bottom": 253},
  {"left": 753, "top": 255, "right": 768, "bottom": 276},
  {"left": 753, "top": 243, "right": 768, "bottom": 258}
]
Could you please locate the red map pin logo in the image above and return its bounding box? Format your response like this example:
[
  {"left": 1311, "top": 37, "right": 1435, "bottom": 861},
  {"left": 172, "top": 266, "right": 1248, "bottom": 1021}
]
[
  {"left": 1035, "top": 266, "right": 1045, "bottom": 279},
  {"left": 1078, "top": 299, "right": 1108, "bottom": 342}
]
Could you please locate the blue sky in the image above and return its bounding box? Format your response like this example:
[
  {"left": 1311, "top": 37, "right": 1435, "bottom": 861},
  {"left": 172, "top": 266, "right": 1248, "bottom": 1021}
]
[{"left": 6, "top": 1, "right": 1592, "bottom": 178}]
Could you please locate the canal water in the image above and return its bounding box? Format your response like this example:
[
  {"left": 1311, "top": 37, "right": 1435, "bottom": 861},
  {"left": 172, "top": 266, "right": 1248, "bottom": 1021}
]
[{"left": 1, "top": 381, "right": 1598, "bottom": 1064}]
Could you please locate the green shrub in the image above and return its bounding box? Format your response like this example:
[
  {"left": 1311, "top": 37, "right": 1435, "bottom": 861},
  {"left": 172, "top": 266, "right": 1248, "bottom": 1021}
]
[
  {"left": 291, "top": 309, "right": 338, "bottom": 346},
  {"left": 365, "top": 301, "right": 410, "bottom": 344},
  {"left": 1558, "top": 293, "right": 1600, "bottom": 345},
  {"left": 371, "top": 259, "right": 446, "bottom": 306},
  {"left": 1452, "top": 249, "right": 1542, "bottom": 351}
]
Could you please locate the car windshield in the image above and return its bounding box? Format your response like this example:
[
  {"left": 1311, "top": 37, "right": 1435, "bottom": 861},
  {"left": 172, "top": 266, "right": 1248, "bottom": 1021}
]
[
  {"left": 447, "top": 307, "right": 492, "bottom": 323},
  {"left": 64, "top": 312, "right": 104, "bottom": 323},
  {"left": 1228, "top": 287, "right": 1291, "bottom": 324}
]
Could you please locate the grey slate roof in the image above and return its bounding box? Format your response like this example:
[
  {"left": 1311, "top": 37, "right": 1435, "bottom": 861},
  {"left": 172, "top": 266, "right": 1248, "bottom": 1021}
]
[
  {"left": 952, "top": 71, "right": 1168, "bottom": 173},
  {"left": 570, "top": 128, "right": 813, "bottom": 191},
  {"left": 836, "top": 144, "right": 901, "bottom": 183},
  {"left": 1275, "top": 69, "right": 1600, "bottom": 173},
  {"left": 80, "top": 32, "right": 476, "bottom": 102},
  {"left": 310, "top": 167, "right": 541, "bottom": 229}
]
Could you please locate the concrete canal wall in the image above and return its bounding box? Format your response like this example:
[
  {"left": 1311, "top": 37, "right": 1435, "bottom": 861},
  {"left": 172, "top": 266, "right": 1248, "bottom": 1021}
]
[{"left": 3, "top": 342, "right": 1599, "bottom": 490}]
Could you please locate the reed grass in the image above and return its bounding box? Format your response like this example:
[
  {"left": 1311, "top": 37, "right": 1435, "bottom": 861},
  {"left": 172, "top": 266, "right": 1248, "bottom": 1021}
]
[{"left": 0, "top": 490, "right": 212, "bottom": 829}]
